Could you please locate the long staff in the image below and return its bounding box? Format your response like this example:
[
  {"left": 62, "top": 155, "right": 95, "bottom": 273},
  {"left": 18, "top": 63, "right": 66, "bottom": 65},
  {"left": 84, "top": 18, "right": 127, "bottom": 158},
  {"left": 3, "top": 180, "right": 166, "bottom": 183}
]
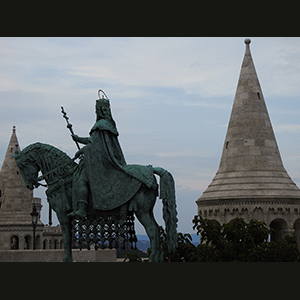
[{"left": 61, "top": 106, "right": 81, "bottom": 151}]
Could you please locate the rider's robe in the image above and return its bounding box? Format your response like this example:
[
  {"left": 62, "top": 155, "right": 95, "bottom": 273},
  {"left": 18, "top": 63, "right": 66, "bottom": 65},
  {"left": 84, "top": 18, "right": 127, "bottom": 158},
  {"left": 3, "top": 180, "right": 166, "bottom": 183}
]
[{"left": 78, "top": 119, "right": 157, "bottom": 210}]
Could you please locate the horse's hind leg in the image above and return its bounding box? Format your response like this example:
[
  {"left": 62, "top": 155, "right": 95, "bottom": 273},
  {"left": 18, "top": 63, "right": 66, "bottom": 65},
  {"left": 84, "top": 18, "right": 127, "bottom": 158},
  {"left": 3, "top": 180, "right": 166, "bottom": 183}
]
[
  {"left": 135, "top": 210, "right": 163, "bottom": 262},
  {"left": 134, "top": 190, "right": 163, "bottom": 262}
]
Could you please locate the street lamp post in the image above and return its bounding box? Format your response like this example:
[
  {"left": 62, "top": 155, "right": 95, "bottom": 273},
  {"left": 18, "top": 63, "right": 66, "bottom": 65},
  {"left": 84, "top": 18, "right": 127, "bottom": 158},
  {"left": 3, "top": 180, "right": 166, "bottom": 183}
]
[{"left": 30, "top": 204, "right": 38, "bottom": 250}]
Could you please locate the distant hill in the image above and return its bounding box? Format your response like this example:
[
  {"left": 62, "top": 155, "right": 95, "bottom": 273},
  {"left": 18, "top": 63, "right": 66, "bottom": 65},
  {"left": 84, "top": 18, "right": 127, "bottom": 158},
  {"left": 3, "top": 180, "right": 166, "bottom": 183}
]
[
  {"left": 136, "top": 239, "right": 150, "bottom": 252},
  {"left": 190, "top": 234, "right": 200, "bottom": 245},
  {"left": 136, "top": 233, "right": 200, "bottom": 252},
  {"left": 136, "top": 235, "right": 149, "bottom": 241}
]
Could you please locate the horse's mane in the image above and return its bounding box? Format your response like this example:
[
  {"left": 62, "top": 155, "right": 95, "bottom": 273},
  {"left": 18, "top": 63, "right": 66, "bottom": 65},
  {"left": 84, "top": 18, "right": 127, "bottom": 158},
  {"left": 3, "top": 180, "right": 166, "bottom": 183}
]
[{"left": 21, "top": 142, "right": 75, "bottom": 166}]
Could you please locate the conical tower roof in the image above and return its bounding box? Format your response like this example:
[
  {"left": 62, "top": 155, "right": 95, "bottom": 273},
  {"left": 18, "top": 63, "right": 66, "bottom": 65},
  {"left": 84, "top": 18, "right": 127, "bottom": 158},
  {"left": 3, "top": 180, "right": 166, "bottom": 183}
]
[
  {"left": 0, "top": 126, "right": 37, "bottom": 224},
  {"left": 197, "top": 39, "right": 300, "bottom": 203}
]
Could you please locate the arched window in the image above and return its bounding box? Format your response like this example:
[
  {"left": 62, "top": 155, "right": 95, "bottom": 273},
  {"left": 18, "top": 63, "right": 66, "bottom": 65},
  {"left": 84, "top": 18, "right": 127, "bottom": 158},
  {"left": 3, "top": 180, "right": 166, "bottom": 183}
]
[
  {"left": 24, "top": 235, "right": 32, "bottom": 249},
  {"left": 293, "top": 219, "right": 300, "bottom": 249},
  {"left": 253, "top": 207, "right": 264, "bottom": 221},
  {"left": 43, "top": 239, "right": 48, "bottom": 249},
  {"left": 269, "top": 218, "right": 288, "bottom": 242},
  {"left": 11, "top": 235, "right": 19, "bottom": 250},
  {"left": 210, "top": 219, "right": 221, "bottom": 227},
  {"left": 36, "top": 235, "right": 41, "bottom": 249}
]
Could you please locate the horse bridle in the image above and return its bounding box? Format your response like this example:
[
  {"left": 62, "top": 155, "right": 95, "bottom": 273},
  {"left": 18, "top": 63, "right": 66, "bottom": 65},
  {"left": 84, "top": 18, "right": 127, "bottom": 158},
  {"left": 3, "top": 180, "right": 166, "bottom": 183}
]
[{"left": 37, "top": 158, "right": 77, "bottom": 188}]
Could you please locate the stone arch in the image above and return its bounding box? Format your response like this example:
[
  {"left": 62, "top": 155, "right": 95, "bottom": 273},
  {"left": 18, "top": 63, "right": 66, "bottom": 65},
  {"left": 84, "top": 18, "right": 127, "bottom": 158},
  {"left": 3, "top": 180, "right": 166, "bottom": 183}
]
[
  {"left": 293, "top": 219, "right": 300, "bottom": 249},
  {"left": 36, "top": 235, "right": 41, "bottom": 249},
  {"left": 43, "top": 239, "right": 48, "bottom": 249},
  {"left": 224, "top": 208, "right": 239, "bottom": 224},
  {"left": 232, "top": 208, "right": 240, "bottom": 218},
  {"left": 224, "top": 208, "right": 230, "bottom": 223},
  {"left": 253, "top": 207, "right": 264, "bottom": 222},
  {"left": 24, "top": 235, "right": 32, "bottom": 249},
  {"left": 241, "top": 208, "right": 249, "bottom": 221},
  {"left": 210, "top": 219, "right": 221, "bottom": 227},
  {"left": 269, "top": 218, "right": 288, "bottom": 242},
  {"left": 54, "top": 239, "right": 59, "bottom": 249},
  {"left": 228, "top": 218, "right": 237, "bottom": 226},
  {"left": 10, "top": 235, "right": 19, "bottom": 250}
]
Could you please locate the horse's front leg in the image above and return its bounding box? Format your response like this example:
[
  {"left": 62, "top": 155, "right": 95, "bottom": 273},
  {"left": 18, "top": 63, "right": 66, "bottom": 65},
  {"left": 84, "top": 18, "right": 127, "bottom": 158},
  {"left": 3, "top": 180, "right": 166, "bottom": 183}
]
[{"left": 57, "top": 212, "right": 73, "bottom": 262}]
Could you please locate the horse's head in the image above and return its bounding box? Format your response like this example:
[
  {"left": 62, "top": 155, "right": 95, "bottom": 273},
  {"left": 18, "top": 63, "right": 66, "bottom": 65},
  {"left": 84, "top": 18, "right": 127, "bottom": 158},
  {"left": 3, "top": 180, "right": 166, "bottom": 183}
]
[{"left": 12, "top": 150, "right": 40, "bottom": 190}]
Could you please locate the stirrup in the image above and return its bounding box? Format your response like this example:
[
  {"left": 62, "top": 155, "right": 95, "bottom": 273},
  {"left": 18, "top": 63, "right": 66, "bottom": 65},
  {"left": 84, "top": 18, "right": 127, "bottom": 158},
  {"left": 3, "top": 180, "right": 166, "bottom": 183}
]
[{"left": 67, "top": 211, "right": 76, "bottom": 217}]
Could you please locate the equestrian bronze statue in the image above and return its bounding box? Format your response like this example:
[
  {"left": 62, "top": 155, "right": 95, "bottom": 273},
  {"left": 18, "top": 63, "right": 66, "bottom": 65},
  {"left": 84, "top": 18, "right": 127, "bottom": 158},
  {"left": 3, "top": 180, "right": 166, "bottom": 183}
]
[{"left": 13, "top": 90, "right": 178, "bottom": 262}]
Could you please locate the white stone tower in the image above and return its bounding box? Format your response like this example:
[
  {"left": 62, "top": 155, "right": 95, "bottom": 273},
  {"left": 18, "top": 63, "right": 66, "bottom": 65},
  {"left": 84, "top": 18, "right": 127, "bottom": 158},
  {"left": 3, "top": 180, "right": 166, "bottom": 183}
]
[
  {"left": 196, "top": 39, "right": 300, "bottom": 244},
  {"left": 0, "top": 126, "right": 43, "bottom": 249}
]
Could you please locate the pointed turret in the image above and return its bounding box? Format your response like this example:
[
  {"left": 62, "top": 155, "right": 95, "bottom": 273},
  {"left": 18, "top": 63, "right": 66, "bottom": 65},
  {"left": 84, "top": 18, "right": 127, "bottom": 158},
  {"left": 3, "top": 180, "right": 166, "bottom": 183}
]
[
  {"left": 0, "top": 126, "right": 42, "bottom": 224},
  {"left": 196, "top": 40, "right": 300, "bottom": 245},
  {"left": 197, "top": 39, "right": 300, "bottom": 203}
]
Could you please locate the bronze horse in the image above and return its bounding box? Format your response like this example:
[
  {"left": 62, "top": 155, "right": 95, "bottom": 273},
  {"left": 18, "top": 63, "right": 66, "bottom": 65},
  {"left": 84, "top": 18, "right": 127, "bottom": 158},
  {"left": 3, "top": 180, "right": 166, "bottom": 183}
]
[{"left": 13, "top": 142, "right": 178, "bottom": 262}]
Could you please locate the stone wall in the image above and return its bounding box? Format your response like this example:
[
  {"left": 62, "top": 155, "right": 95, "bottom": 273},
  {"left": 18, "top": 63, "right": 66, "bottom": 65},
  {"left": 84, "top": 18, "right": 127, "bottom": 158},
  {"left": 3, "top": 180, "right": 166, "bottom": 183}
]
[
  {"left": 0, "top": 248, "right": 117, "bottom": 262},
  {"left": 198, "top": 198, "right": 300, "bottom": 248}
]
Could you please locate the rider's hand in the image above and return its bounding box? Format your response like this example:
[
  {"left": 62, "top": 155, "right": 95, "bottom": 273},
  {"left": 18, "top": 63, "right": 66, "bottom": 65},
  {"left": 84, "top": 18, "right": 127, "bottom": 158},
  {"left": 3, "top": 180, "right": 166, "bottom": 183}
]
[
  {"left": 71, "top": 134, "right": 79, "bottom": 142},
  {"left": 74, "top": 148, "right": 83, "bottom": 159}
]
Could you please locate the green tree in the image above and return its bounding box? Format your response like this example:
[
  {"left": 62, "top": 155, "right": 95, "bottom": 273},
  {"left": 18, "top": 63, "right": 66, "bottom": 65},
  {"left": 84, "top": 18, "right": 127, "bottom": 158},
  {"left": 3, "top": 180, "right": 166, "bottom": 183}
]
[
  {"left": 268, "top": 235, "right": 300, "bottom": 262},
  {"left": 123, "top": 251, "right": 143, "bottom": 262},
  {"left": 159, "top": 226, "right": 197, "bottom": 262},
  {"left": 191, "top": 216, "right": 300, "bottom": 262},
  {"left": 127, "top": 216, "right": 300, "bottom": 262}
]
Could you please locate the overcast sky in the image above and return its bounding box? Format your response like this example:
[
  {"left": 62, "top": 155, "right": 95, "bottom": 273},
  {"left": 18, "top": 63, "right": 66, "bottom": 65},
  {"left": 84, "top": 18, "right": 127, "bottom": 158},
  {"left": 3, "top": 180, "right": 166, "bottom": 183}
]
[{"left": 1, "top": 37, "right": 300, "bottom": 235}]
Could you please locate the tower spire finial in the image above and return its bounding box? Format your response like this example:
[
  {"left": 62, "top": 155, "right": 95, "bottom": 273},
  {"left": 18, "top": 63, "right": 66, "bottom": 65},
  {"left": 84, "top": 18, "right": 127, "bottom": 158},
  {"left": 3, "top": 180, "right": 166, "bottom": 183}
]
[{"left": 244, "top": 38, "right": 251, "bottom": 45}]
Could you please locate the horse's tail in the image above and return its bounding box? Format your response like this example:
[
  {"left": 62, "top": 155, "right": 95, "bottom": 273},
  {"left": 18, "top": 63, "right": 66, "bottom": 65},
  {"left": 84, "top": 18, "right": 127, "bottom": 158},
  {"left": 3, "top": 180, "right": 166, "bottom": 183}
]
[{"left": 153, "top": 167, "right": 178, "bottom": 253}]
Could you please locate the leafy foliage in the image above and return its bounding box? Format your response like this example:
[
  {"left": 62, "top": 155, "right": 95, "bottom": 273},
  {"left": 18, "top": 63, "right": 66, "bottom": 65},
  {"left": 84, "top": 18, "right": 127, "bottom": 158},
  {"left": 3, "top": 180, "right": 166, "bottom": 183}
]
[
  {"left": 160, "top": 227, "right": 197, "bottom": 262},
  {"left": 191, "top": 216, "right": 300, "bottom": 262},
  {"left": 123, "top": 251, "right": 143, "bottom": 262},
  {"left": 124, "top": 216, "right": 300, "bottom": 262},
  {"left": 159, "top": 216, "right": 300, "bottom": 262}
]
